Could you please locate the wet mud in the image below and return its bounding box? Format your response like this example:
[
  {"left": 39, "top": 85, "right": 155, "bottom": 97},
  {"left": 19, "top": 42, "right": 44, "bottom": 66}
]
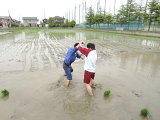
[{"left": 0, "top": 29, "right": 160, "bottom": 120}]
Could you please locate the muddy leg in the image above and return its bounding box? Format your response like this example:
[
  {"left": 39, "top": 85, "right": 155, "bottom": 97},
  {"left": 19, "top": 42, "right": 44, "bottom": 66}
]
[
  {"left": 90, "top": 79, "right": 96, "bottom": 86},
  {"left": 63, "top": 62, "right": 72, "bottom": 87},
  {"left": 63, "top": 62, "right": 67, "bottom": 76},
  {"left": 67, "top": 80, "right": 72, "bottom": 87},
  {"left": 84, "top": 83, "right": 93, "bottom": 96}
]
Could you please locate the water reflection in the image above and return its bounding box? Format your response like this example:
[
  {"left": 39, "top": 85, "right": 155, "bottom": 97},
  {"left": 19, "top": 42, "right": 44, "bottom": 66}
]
[
  {"left": 14, "top": 32, "right": 26, "bottom": 43},
  {"left": 82, "top": 31, "right": 160, "bottom": 50},
  {"left": 47, "top": 30, "right": 76, "bottom": 40},
  {"left": 0, "top": 29, "right": 160, "bottom": 74},
  {"left": 39, "top": 29, "right": 160, "bottom": 51},
  {"left": 0, "top": 29, "right": 160, "bottom": 120},
  {"left": 139, "top": 53, "right": 160, "bottom": 76},
  {"left": 142, "top": 39, "right": 160, "bottom": 48},
  {"left": 118, "top": 52, "right": 160, "bottom": 77}
]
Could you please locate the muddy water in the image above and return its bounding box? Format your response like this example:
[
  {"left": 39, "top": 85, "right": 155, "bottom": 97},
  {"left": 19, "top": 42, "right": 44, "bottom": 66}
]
[{"left": 0, "top": 29, "right": 160, "bottom": 120}]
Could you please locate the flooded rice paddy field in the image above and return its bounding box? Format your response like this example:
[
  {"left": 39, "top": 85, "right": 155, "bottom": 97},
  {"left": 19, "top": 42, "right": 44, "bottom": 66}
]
[{"left": 0, "top": 29, "right": 160, "bottom": 120}]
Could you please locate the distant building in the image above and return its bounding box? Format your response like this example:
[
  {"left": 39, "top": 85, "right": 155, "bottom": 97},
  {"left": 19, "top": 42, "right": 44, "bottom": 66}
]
[
  {"left": 0, "top": 16, "right": 21, "bottom": 28},
  {"left": 22, "top": 17, "right": 38, "bottom": 27},
  {"left": 0, "top": 16, "right": 12, "bottom": 28}
]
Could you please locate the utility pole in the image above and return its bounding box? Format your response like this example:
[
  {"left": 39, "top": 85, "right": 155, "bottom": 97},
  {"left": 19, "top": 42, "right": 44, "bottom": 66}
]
[
  {"left": 97, "top": 1, "right": 99, "bottom": 13},
  {"left": 79, "top": 4, "right": 81, "bottom": 24},
  {"left": 99, "top": 0, "right": 101, "bottom": 14},
  {"left": 8, "top": 10, "right": 12, "bottom": 28},
  {"left": 85, "top": 1, "right": 87, "bottom": 14},
  {"left": 84, "top": 1, "right": 87, "bottom": 22},
  {"left": 97, "top": 0, "right": 101, "bottom": 14},
  {"left": 69, "top": 10, "right": 70, "bottom": 21},
  {"left": 114, "top": 0, "right": 116, "bottom": 15},
  {"left": 82, "top": 2, "right": 85, "bottom": 23},
  {"left": 8, "top": 10, "right": 11, "bottom": 18},
  {"left": 139, "top": 0, "right": 143, "bottom": 12},
  {"left": 8, "top": 10, "right": 10, "bottom": 16},
  {"left": 71, "top": 10, "right": 73, "bottom": 21},
  {"left": 74, "top": 6, "right": 76, "bottom": 22},
  {"left": 145, "top": 0, "right": 148, "bottom": 12},
  {"left": 104, "top": 0, "right": 106, "bottom": 15},
  {"left": 65, "top": 12, "right": 67, "bottom": 20},
  {"left": 44, "top": 10, "right": 46, "bottom": 19},
  {"left": 72, "top": 10, "right": 74, "bottom": 21},
  {"left": 67, "top": 12, "right": 68, "bottom": 20}
]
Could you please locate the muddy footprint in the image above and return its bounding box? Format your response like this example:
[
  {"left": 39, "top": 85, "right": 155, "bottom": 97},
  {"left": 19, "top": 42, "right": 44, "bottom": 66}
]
[
  {"left": 48, "top": 75, "right": 65, "bottom": 91},
  {"left": 132, "top": 90, "right": 142, "bottom": 97}
]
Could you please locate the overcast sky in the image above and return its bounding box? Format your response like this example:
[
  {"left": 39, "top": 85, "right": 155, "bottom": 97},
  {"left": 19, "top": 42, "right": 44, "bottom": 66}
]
[{"left": 0, "top": 0, "right": 147, "bottom": 23}]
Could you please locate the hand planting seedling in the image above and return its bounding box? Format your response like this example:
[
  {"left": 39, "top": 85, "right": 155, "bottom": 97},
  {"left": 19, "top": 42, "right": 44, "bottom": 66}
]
[
  {"left": 104, "top": 90, "right": 111, "bottom": 97},
  {"left": 1, "top": 89, "right": 9, "bottom": 97},
  {"left": 140, "top": 108, "right": 149, "bottom": 117}
]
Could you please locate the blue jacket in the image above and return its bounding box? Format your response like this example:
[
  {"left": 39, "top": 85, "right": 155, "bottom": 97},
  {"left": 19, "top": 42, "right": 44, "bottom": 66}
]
[{"left": 64, "top": 47, "right": 81, "bottom": 65}]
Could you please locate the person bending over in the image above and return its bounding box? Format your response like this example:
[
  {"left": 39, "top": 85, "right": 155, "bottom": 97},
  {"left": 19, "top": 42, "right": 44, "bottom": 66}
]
[{"left": 63, "top": 43, "right": 82, "bottom": 87}]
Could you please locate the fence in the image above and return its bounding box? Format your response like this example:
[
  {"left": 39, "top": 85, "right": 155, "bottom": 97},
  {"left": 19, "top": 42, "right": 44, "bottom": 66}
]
[{"left": 76, "top": 22, "right": 160, "bottom": 32}]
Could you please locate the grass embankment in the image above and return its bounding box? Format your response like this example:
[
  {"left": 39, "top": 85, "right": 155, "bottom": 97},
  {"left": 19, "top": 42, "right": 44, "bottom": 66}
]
[
  {"left": 0, "top": 27, "right": 44, "bottom": 33},
  {"left": 80, "top": 28, "right": 160, "bottom": 39},
  {"left": 1, "top": 27, "right": 73, "bottom": 31}
]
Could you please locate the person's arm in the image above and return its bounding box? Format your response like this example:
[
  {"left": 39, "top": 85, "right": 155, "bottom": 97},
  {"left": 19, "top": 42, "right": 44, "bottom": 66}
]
[
  {"left": 77, "top": 46, "right": 92, "bottom": 57},
  {"left": 72, "top": 47, "right": 78, "bottom": 53}
]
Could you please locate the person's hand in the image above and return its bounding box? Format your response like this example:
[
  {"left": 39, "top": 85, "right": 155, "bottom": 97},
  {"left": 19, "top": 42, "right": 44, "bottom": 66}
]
[
  {"left": 80, "top": 41, "right": 85, "bottom": 44},
  {"left": 80, "top": 54, "right": 84, "bottom": 60}
]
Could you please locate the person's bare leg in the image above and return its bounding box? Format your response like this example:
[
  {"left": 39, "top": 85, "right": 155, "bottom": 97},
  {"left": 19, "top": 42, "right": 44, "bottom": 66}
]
[
  {"left": 67, "top": 80, "right": 72, "bottom": 87},
  {"left": 90, "top": 79, "right": 96, "bottom": 89},
  {"left": 85, "top": 83, "right": 93, "bottom": 96},
  {"left": 90, "top": 79, "right": 96, "bottom": 86}
]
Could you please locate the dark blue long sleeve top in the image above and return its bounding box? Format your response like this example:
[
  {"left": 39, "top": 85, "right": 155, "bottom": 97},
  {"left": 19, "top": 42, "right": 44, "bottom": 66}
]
[{"left": 64, "top": 47, "right": 81, "bottom": 65}]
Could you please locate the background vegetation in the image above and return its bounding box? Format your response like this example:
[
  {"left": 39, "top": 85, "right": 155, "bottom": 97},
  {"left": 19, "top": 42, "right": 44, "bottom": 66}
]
[
  {"left": 42, "top": 17, "right": 76, "bottom": 28},
  {"left": 85, "top": 0, "right": 160, "bottom": 31}
]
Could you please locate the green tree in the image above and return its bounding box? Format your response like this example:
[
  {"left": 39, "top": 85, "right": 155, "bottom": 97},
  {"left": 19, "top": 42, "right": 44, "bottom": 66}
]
[
  {"left": 147, "top": 0, "right": 160, "bottom": 31},
  {"left": 48, "top": 17, "right": 56, "bottom": 27},
  {"left": 11, "top": 23, "right": 19, "bottom": 27},
  {"left": 63, "top": 19, "right": 69, "bottom": 27},
  {"left": 103, "top": 14, "right": 113, "bottom": 24},
  {"left": 62, "top": 19, "right": 76, "bottom": 27},
  {"left": 116, "top": 0, "right": 139, "bottom": 23},
  {"left": 85, "top": 7, "right": 95, "bottom": 27},
  {"left": 94, "top": 14, "right": 104, "bottom": 27},
  {"left": 70, "top": 20, "right": 76, "bottom": 27}
]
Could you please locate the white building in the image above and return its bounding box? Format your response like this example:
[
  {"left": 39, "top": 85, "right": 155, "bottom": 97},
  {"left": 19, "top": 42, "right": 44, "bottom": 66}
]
[{"left": 22, "top": 17, "right": 38, "bottom": 27}]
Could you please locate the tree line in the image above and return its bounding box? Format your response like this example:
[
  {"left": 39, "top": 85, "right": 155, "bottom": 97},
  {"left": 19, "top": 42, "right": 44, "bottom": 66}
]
[
  {"left": 86, "top": 0, "right": 160, "bottom": 31},
  {"left": 42, "top": 17, "right": 76, "bottom": 28}
]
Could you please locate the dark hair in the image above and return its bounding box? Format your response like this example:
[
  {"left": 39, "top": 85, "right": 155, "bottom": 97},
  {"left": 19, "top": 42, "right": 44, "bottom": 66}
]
[
  {"left": 74, "top": 43, "right": 79, "bottom": 47},
  {"left": 87, "top": 43, "right": 95, "bottom": 50}
]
